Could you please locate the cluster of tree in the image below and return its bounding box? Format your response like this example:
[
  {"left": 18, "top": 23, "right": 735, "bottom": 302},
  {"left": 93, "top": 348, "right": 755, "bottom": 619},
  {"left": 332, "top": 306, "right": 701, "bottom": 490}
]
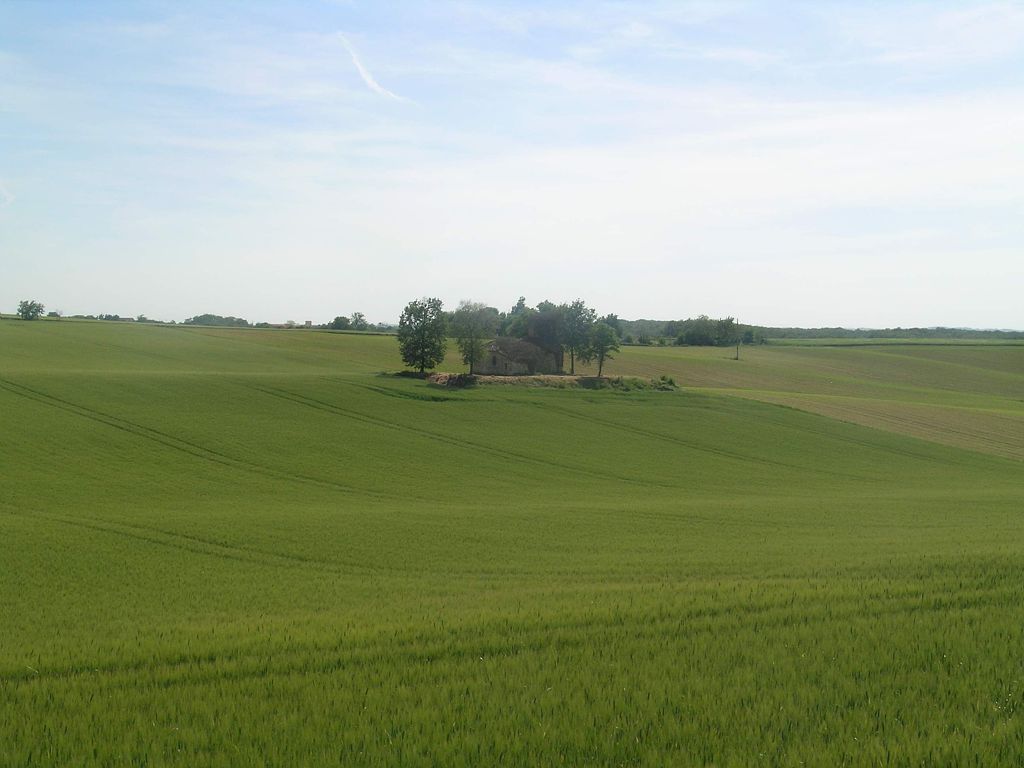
[
  {"left": 614, "top": 317, "right": 759, "bottom": 346},
  {"left": 64, "top": 313, "right": 174, "bottom": 323},
  {"left": 327, "top": 312, "right": 369, "bottom": 331},
  {"left": 182, "top": 314, "right": 250, "bottom": 327},
  {"left": 669, "top": 316, "right": 743, "bottom": 346},
  {"left": 16, "top": 300, "right": 45, "bottom": 320},
  {"left": 397, "top": 297, "right": 622, "bottom": 377}
]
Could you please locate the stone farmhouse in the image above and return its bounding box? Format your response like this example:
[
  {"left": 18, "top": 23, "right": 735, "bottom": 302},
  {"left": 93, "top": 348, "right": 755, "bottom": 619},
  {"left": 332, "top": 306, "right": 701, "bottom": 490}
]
[{"left": 475, "top": 337, "right": 563, "bottom": 375}]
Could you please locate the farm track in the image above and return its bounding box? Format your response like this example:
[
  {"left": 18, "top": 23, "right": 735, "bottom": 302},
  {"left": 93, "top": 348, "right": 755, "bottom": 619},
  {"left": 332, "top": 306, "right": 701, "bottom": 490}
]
[
  {"left": 0, "top": 377, "right": 410, "bottom": 503},
  {"left": 4, "top": 505, "right": 658, "bottom": 581},
  {"left": 245, "top": 381, "right": 688, "bottom": 491},
  {"left": 3, "top": 509, "right": 383, "bottom": 575},
  {"left": 2, "top": 577, "right": 1014, "bottom": 688},
  {"left": 58, "top": 334, "right": 188, "bottom": 366}
]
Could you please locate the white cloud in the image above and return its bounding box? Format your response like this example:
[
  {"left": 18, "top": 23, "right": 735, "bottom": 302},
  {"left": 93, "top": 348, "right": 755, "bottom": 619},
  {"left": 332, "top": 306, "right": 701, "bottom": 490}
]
[{"left": 338, "top": 34, "right": 407, "bottom": 101}]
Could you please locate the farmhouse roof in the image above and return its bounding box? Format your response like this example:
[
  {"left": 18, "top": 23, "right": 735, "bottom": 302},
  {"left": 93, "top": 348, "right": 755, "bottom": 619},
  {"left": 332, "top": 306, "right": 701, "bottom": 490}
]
[{"left": 489, "top": 337, "right": 555, "bottom": 365}]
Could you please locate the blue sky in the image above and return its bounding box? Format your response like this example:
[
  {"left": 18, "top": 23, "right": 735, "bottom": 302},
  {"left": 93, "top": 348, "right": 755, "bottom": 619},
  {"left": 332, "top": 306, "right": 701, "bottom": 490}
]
[{"left": 1, "top": 1, "right": 1022, "bottom": 327}]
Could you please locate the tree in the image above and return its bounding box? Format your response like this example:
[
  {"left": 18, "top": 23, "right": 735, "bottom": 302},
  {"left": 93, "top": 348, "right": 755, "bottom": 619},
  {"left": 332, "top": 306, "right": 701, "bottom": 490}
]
[
  {"left": 715, "top": 317, "right": 738, "bottom": 347},
  {"left": 183, "top": 314, "right": 249, "bottom": 327},
  {"left": 503, "top": 296, "right": 534, "bottom": 337},
  {"left": 530, "top": 301, "right": 564, "bottom": 353},
  {"left": 16, "top": 300, "right": 44, "bottom": 320},
  {"left": 329, "top": 316, "right": 351, "bottom": 330},
  {"left": 350, "top": 312, "right": 369, "bottom": 331},
  {"left": 582, "top": 321, "right": 621, "bottom": 377},
  {"left": 600, "top": 313, "right": 623, "bottom": 337},
  {"left": 561, "top": 299, "right": 596, "bottom": 375},
  {"left": 451, "top": 301, "right": 497, "bottom": 374},
  {"left": 678, "top": 315, "right": 715, "bottom": 346},
  {"left": 397, "top": 297, "right": 447, "bottom": 373}
]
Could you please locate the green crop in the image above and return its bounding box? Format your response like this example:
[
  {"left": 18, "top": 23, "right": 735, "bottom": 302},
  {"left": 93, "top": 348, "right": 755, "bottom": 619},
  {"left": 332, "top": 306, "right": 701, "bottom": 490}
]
[{"left": 1, "top": 321, "right": 1022, "bottom": 766}]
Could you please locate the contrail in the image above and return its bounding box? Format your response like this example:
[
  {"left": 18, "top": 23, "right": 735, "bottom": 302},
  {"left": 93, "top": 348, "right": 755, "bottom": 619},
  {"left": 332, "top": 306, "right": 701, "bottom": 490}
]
[{"left": 338, "top": 33, "right": 405, "bottom": 101}]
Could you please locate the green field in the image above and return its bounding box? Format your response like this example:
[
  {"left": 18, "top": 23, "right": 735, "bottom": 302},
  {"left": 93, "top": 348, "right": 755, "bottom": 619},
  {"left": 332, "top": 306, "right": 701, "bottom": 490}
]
[{"left": 2, "top": 320, "right": 1023, "bottom": 766}]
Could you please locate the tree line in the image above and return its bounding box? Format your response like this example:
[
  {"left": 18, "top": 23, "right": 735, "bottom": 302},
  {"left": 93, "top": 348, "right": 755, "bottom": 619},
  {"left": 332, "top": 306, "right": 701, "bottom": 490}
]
[
  {"left": 397, "top": 297, "right": 623, "bottom": 377},
  {"left": 619, "top": 317, "right": 1024, "bottom": 345},
  {"left": 13, "top": 297, "right": 1020, "bottom": 343}
]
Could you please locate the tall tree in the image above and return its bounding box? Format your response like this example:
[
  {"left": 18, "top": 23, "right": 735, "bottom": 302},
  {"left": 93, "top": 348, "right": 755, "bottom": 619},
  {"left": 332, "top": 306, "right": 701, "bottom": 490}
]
[
  {"left": 561, "top": 299, "right": 596, "bottom": 375},
  {"left": 350, "top": 312, "right": 369, "bottom": 331},
  {"left": 582, "top": 321, "right": 621, "bottom": 377},
  {"left": 530, "top": 301, "right": 564, "bottom": 352},
  {"left": 16, "top": 300, "right": 45, "bottom": 320},
  {"left": 715, "top": 317, "right": 738, "bottom": 347},
  {"left": 504, "top": 296, "right": 534, "bottom": 337},
  {"left": 451, "top": 301, "right": 498, "bottom": 374},
  {"left": 679, "top": 315, "right": 716, "bottom": 346},
  {"left": 600, "top": 313, "right": 623, "bottom": 337},
  {"left": 329, "top": 316, "right": 351, "bottom": 330},
  {"left": 397, "top": 298, "right": 447, "bottom": 373}
]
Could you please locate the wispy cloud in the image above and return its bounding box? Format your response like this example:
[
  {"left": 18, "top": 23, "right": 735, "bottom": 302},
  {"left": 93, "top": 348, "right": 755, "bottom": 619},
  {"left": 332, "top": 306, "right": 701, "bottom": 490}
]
[
  {"left": 835, "top": 2, "right": 1024, "bottom": 66},
  {"left": 338, "top": 33, "right": 407, "bottom": 101},
  {"left": 0, "top": 182, "right": 14, "bottom": 208}
]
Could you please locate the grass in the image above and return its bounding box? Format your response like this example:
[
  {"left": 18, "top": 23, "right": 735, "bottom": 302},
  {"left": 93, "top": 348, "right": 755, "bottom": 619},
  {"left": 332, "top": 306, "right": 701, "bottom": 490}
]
[{"left": 2, "top": 321, "right": 1023, "bottom": 765}]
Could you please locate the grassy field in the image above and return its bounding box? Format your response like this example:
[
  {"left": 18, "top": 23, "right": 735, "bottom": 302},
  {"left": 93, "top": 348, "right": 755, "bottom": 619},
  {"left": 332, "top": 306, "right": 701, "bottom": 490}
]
[{"left": 2, "top": 320, "right": 1023, "bottom": 766}]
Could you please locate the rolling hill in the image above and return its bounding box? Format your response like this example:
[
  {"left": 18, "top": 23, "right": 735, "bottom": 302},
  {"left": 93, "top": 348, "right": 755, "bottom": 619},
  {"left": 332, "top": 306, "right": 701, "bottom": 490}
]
[{"left": 2, "top": 320, "right": 1022, "bottom": 765}]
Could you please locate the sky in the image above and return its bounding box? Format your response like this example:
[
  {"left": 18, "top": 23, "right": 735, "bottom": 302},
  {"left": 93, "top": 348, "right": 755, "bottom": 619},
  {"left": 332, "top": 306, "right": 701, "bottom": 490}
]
[{"left": 1, "top": 1, "right": 1022, "bottom": 328}]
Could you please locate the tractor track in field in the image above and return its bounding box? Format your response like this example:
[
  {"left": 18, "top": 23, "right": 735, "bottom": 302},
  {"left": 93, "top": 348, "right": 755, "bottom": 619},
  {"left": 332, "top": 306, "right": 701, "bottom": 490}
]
[
  {"left": 0, "top": 505, "right": 715, "bottom": 586},
  {"left": 2, "top": 579, "right": 1016, "bottom": 687},
  {"left": 521, "top": 399, "right": 877, "bottom": 482},
  {"left": 245, "top": 381, "right": 688, "bottom": 491},
  {"left": 6, "top": 509, "right": 389, "bottom": 575},
  {"left": 0, "top": 378, "right": 407, "bottom": 503},
  {"left": 350, "top": 377, "right": 975, "bottom": 478},
  {"left": 0, "top": 509, "right": 558, "bottom": 581},
  {"left": 346, "top": 379, "right": 462, "bottom": 402}
]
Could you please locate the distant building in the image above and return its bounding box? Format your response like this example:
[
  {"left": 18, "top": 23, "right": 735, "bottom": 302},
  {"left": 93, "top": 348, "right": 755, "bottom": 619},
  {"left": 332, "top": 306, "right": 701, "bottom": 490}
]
[{"left": 475, "top": 337, "right": 563, "bottom": 375}]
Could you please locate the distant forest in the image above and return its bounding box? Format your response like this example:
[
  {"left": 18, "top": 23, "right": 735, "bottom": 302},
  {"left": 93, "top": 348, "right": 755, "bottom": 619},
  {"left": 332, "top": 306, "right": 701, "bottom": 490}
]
[
  {"left": 752, "top": 326, "right": 1024, "bottom": 341},
  {"left": 619, "top": 318, "right": 1024, "bottom": 345}
]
